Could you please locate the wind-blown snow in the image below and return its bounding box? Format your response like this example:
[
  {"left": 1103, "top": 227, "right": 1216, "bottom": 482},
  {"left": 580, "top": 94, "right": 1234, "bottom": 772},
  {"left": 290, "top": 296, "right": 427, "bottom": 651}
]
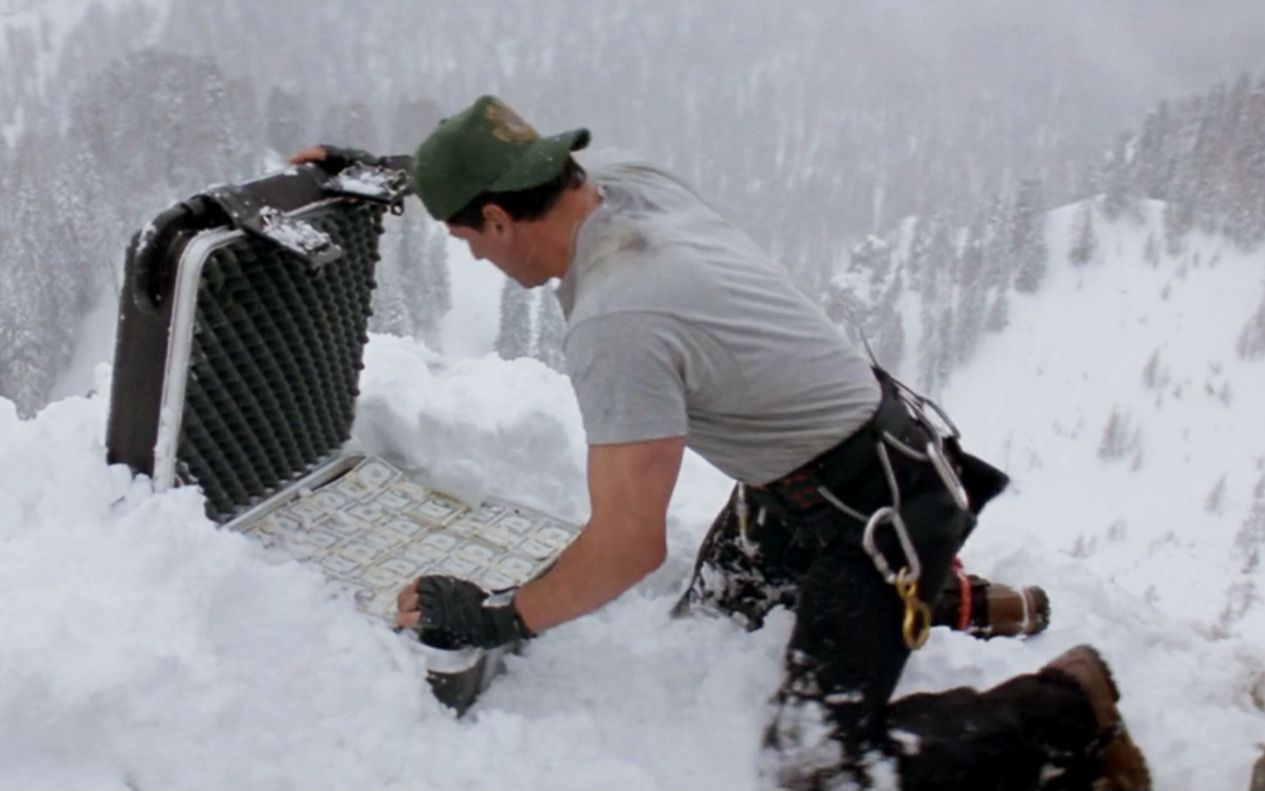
[
  {"left": 0, "top": 0, "right": 169, "bottom": 144},
  {"left": 2, "top": 203, "right": 1263, "bottom": 790}
]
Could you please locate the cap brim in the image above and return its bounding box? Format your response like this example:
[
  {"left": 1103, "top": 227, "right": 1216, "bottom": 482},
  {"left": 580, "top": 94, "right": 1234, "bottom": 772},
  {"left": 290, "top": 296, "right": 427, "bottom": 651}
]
[{"left": 488, "top": 128, "right": 590, "bottom": 193}]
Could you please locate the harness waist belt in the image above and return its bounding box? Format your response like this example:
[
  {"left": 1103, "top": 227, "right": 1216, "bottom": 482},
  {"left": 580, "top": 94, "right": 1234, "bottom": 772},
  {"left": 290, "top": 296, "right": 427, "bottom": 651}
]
[{"left": 754, "top": 378, "right": 923, "bottom": 512}]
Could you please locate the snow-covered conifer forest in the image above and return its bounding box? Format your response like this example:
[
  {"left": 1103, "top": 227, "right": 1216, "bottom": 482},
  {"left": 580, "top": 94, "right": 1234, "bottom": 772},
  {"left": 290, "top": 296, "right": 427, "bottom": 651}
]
[{"left": 2, "top": 2, "right": 1264, "bottom": 789}]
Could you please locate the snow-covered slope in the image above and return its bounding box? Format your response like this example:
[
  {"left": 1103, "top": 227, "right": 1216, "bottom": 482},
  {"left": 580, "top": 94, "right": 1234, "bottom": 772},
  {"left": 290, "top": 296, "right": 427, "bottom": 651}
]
[
  {"left": 1, "top": 200, "right": 1263, "bottom": 790},
  {"left": 947, "top": 199, "right": 1265, "bottom": 640}
]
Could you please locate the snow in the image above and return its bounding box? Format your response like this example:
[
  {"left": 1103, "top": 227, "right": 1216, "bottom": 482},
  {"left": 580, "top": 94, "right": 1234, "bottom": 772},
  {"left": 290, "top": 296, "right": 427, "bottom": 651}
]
[
  {"left": 48, "top": 287, "right": 119, "bottom": 402},
  {"left": 948, "top": 200, "right": 1265, "bottom": 636},
  {"left": 437, "top": 234, "right": 506, "bottom": 359},
  {"left": 2, "top": 203, "right": 1264, "bottom": 790},
  {"left": 0, "top": 0, "right": 168, "bottom": 129}
]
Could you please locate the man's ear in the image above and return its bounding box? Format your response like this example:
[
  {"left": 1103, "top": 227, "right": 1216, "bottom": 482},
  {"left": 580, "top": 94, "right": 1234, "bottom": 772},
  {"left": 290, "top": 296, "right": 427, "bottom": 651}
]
[{"left": 483, "top": 203, "right": 512, "bottom": 234}]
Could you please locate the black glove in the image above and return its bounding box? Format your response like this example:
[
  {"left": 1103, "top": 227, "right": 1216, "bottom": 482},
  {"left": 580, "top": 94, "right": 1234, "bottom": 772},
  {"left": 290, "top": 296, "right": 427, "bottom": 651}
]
[
  {"left": 411, "top": 575, "right": 535, "bottom": 650},
  {"left": 318, "top": 145, "right": 413, "bottom": 175},
  {"left": 317, "top": 144, "right": 382, "bottom": 172}
]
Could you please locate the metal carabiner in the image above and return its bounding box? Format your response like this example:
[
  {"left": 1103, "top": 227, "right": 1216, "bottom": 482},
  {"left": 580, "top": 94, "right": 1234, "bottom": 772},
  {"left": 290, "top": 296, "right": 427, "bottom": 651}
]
[
  {"left": 896, "top": 568, "right": 931, "bottom": 650},
  {"left": 861, "top": 506, "right": 922, "bottom": 585},
  {"left": 925, "top": 439, "right": 970, "bottom": 513},
  {"left": 914, "top": 394, "right": 962, "bottom": 441},
  {"left": 863, "top": 508, "right": 931, "bottom": 650}
]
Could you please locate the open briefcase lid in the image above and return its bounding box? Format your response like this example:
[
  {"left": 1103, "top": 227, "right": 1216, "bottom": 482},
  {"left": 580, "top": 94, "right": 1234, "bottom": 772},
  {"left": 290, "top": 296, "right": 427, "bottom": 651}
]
[{"left": 104, "top": 156, "right": 580, "bottom": 714}]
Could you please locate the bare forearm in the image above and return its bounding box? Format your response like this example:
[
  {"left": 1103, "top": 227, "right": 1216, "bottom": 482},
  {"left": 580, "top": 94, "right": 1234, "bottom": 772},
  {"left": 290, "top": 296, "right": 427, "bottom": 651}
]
[{"left": 514, "top": 517, "right": 666, "bottom": 633}]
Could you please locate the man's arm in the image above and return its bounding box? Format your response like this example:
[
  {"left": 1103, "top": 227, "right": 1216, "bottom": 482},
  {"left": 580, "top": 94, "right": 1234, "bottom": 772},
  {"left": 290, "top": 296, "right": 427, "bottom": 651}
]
[
  {"left": 395, "top": 434, "right": 685, "bottom": 636},
  {"left": 513, "top": 434, "right": 686, "bottom": 632}
]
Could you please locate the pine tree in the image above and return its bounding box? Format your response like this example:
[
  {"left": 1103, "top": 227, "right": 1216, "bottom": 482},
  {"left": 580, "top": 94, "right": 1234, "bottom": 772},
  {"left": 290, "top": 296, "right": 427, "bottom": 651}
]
[
  {"left": 369, "top": 224, "right": 411, "bottom": 337},
  {"left": 1141, "top": 348, "right": 1169, "bottom": 390},
  {"left": 494, "top": 278, "right": 533, "bottom": 360},
  {"left": 985, "top": 289, "right": 1010, "bottom": 333},
  {"left": 0, "top": 132, "right": 67, "bottom": 415},
  {"left": 532, "top": 290, "right": 567, "bottom": 372},
  {"left": 389, "top": 212, "right": 426, "bottom": 339},
  {"left": 980, "top": 195, "right": 1012, "bottom": 293},
  {"left": 1098, "top": 408, "right": 1138, "bottom": 461},
  {"left": 1187, "top": 86, "right": 1229, "bottom": 234},
  {"left": 424, "top": 224, "right": 452, "bottom": 320},
  {"left": 1068, "top": 202, "right": 1097, "bottom": 267},
  {"left": 1012, "top": 179, "right": 1048, "bottom": 293},
  {"left": 1143, "top": 233, "right": 1160, "bottom": 266},
  {"left": 918, "top": 301, "right": 954, "bottom": 396},
  {"left": 1162, "top": 197, "right": 1193, "bottom": 255},
  {"left": 1226, "top": 79, "right": 1265, "bottom": 247},
  {"left": 953, "top": 219, "right": 987, "bottom": 364},
  {"left": 904, "top": 217, "right": 942, "bottom": 294},
  {"left": 1237, "top": 289, "right": 1265, "bottom": 361},
  {"left": 1100, "top": 134, "right": 1135, "bottom": 220},
  {"left": 912, "top": 216, "right": 955, "bottom": 392},
  {"left": 418, "top": 222, "right": 452, "bottom": 351},
  {"left": 1132, "top": 102, "right": 1174, "bottom": 198}
]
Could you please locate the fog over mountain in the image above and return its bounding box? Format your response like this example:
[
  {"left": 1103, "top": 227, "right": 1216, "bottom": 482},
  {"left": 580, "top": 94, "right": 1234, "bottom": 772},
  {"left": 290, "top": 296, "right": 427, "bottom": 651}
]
[{"left": 2, "top": 0, "right": 1264, "bottom": 412}]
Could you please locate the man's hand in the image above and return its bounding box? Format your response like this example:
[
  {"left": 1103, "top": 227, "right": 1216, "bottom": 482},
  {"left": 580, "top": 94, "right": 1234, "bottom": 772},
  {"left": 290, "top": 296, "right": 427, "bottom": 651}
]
[
  {"left": 395, "top": 575, "right": 533, "bottom": 650},
  {"left": 288, "top": 145, "right": 328, "bottom": 165},
  {"left": 289, "top": 144, "right": 391, "bottom": 172}
]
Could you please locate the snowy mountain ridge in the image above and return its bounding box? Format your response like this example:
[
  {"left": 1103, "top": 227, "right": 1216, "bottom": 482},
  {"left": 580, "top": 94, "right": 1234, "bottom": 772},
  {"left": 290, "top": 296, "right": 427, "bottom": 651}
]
[{"left": 938, "top": 197, "right": 1265, "bottom": 640}]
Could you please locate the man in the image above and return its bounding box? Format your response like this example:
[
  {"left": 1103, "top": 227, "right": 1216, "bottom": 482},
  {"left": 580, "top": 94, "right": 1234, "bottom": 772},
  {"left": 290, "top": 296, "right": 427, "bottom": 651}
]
[{"left": 293, "top": 95, "right": 1146, "bottom": 790}]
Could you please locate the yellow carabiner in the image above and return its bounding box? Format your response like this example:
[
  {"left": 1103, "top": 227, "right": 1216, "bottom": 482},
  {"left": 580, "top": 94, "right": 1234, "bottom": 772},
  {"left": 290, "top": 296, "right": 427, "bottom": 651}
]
[{"left": 896, "top": 568, "right": 931, "bottom": 650}]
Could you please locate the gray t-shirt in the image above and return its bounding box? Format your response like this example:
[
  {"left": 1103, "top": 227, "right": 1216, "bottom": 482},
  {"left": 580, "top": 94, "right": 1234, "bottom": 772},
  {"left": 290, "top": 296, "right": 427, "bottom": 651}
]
[{"left": 556, "top": 155, "right": 880, "bottom": 485}]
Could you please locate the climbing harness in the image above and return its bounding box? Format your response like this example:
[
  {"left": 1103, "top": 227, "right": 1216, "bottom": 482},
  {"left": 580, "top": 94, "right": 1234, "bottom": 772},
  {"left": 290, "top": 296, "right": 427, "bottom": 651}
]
[
  {"left": 821, "top": 360, "right": 971, "bottom": 650},
  {"left": 879, "top": 370, "right": 971, "bottom": 513},
  {"left": 732, "top": 319, "right": 980, "bottom": 651}
]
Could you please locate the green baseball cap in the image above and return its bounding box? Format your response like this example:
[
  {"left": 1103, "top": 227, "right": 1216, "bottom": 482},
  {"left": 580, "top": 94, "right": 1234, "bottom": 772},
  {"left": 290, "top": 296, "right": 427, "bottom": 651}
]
[{"left": 412, "top": 95, "right": 591, "bottom": 221}]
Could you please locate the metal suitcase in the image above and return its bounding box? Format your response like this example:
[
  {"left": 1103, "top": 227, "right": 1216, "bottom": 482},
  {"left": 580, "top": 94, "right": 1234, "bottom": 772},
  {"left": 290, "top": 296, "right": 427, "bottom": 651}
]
[{"left": 105, "top": 159, "right": 579, "bottom": 713}]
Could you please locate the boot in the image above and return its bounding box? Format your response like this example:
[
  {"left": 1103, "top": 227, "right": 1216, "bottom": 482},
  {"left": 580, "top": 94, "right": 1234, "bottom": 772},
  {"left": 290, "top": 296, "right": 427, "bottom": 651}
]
[
  {"left": 933, "top": 566, "right": 1051, "bottom": 638},
  {"left": 1044, "top": 645, "right": 1152, "bottom": 791}
]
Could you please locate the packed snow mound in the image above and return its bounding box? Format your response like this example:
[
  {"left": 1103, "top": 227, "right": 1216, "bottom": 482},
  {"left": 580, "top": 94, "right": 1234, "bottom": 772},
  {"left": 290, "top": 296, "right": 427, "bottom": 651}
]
[
  {"left": 352, "top": 336, "right": 589, "bottom": 520},
  {"left": 0, "top": 327, "right": 1261, "bottom": 790}
]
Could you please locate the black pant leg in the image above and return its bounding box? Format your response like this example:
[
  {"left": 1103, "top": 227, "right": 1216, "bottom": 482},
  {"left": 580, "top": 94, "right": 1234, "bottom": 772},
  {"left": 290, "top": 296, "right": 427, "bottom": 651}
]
[
  {"left": 676, "top": 447, "right": 1099, "bottom": 788},
  {"left": 673, "top": 485, "right": 812, "bottom": 630},
  {"left": 761, "top": 475, "right": 966, "bottom": 789}
]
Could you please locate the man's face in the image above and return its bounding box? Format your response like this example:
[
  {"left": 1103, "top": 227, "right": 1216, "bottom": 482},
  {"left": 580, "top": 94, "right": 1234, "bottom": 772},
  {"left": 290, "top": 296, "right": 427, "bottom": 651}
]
[{"left": 445, "top": 215, "right": 545, "bottom": 288}]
